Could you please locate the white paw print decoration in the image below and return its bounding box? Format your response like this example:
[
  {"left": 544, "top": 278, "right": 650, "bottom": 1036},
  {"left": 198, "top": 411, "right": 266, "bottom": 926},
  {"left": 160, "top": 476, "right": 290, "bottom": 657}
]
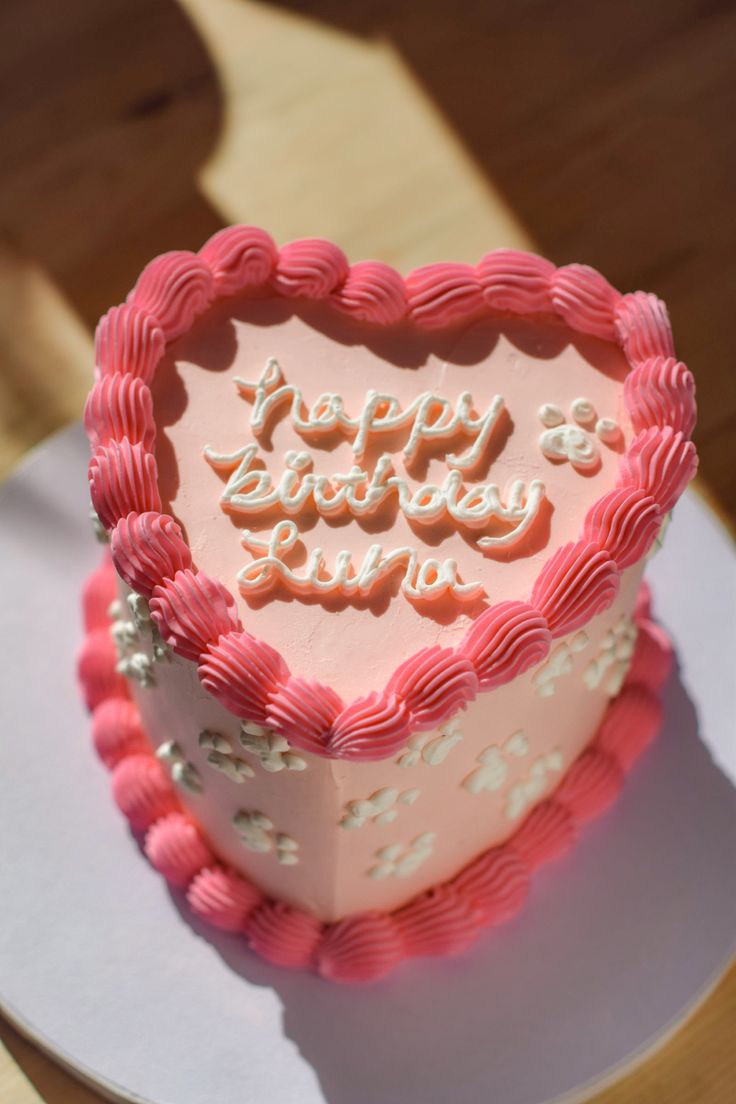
[
  {"left": 155, "top": 740, "right": 203, "bottom": 795},
  {"left": 367, "top": 832, "right": 437, "bottom": 880},
  {"left": 238, "top": 722, "right": 307, "bottom": 773},
  {"left": 506, "top": 752, "right": 563, "bottom": 821},
  {"left": 232, "top": 809, "right": 299, "bottom": 865},
  {"left": 538, "top": 397, "right": 621, "bottom": 472},
  {"left": 462, "top": 729, "right": 529, "bottom": 795},
  {"left": 532, "top": 632, "right": 589, "bottom": 697},
  {"left": 584, "top": 615, "right": 638, "bottom": 696},
  {"left": 339, "top": 786, "right": 420, "bottom": 830},
  {"left": 198, "top": 730, "right": 255, "bottom": 783},
  {"left": 397, "top": 716, "right": 464, "bottom": 769}
]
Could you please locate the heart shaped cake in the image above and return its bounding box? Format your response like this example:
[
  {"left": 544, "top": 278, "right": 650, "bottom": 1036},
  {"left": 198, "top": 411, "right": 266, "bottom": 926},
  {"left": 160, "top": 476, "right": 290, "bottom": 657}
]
[{"left": 78, "top": 228, "right": 697, "bottom": 980}]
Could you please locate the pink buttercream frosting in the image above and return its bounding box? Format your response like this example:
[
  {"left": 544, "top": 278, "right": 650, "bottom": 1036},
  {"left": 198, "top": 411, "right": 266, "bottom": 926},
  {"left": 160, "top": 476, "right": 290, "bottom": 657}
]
[
  {"left": 89, "top": 440, "right": 161, "bottom": 531},
  {"left": 406, "top": 262, "right": 485, "bottom": 328},
  {"left": 531, "top": 541, "right": 619, "bottom": 637},
  {"left": 458, "top": 601, "right": 552, "bottom": 689},
  {"left": 95, "top": 303, "right": 165, "bottom": 384},
  {"left": 614, "top": 291, "right": 675, "bottom": 363},
  {"left": 618, "top": 426, "right": 698, "bottom": 513},
  {"left": 127, "top": 251, "right": 215, "bottom": 341},
  {"left": 549, "top": 264, "right": 621, "bottom": 341},
  {"left": 265, "top": 675, "right": 344, "bottom": 754},
  {"left": 386, "top": 646, "right": 478, "bottom": 731},
  {"left": 84, "top": 375, "right": 155, "bottom": 453},
  {"left": 583, "top": 487, "right": 662, "bottom": 570},
  {"left": 144, "top": 812, "right": 215, "bottom": 888},
  {"left": 77, "top": 628, "right": 129, "bottom": 710},
  {"left": 509, "top": 799, "right": 577, "bottom": 872},
  {"left": 199, "top": 630, "right": 290, "bottom": 727},
  {"left": 271, "top": 238, "right": 349, "bottom": 300},
  {"left": 110, "top": 753, "right": 179, "bottom": 832},
  {"left": 111, "top": 511, "right": 192, "bottom": 599},
  {"left": 150, "top": 570, "right": 242, "bottom": 663},
  {"left": 199, "top": 225, "right": 278, "bottom": 296},
  {"left": 246, "top": 902, "right": 323, "bottom": 968},
  {"left": 187, "top": 866, "right": 263, "bottom": 932},
  {"left": 92, "top": 697, "right": 149, "bottom": 768},
  {"left": 81, "top": 552, "right": 118, "bottom": 632},
  {"left": 328, "top": 691, "right": 411, "bottom": 761},
  {"left": 329, "top": 260, "right": 408, "bottom": 324},
  {"left": 475, "top": 249, "right": 555, "bottom": 313},
  {"left": 624, "top": 356, "right": 697, "bottom": 438}
]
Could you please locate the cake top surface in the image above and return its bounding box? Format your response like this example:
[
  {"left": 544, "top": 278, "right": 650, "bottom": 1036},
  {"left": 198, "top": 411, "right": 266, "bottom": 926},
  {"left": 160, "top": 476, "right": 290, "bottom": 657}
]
[{"left": 86, "top": 228, "right": 697, "bottom": 761}]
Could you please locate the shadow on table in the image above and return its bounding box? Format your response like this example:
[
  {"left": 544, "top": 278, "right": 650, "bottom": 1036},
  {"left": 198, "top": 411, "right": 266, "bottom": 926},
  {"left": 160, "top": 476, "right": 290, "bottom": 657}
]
[
  {"left": 0, "top": 0, "right": 225, "bottom": 326},
  {"left": 172, "top": 666, "right": 736, "bottom": 1104}
]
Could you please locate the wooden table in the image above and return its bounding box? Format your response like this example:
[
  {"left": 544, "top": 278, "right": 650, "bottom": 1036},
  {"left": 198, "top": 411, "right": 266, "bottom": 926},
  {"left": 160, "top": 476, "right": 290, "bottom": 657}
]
[{"left": 1, "top": 1, "right": 734, "bottom": 1100}]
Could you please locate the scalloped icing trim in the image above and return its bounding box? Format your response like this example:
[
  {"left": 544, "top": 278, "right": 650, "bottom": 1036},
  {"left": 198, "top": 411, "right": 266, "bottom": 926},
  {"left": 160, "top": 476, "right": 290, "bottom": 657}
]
[
  {"left": 84, "top": 230, "right": 697, "bottom": 761},
  {"left": 78, "top": 563, "right": 672, "bottom": 982}
]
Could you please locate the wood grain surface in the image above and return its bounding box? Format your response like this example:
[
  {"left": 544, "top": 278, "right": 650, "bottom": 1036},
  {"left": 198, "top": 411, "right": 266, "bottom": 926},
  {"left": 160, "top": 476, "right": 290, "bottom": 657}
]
[{"left": 1, "top": 1, "right": 734, "bottom": 1101}]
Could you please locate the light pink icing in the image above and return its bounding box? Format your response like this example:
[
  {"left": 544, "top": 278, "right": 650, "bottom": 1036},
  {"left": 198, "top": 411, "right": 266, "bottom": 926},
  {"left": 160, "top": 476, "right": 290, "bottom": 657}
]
[
  {"left": 150, "top": 570, "right": 242, "bottom": 662},
  {"left": 549, "top": 264, "right": 621, "bottom": 341},
  {"left": 144, "top": 812, "right": 214, "bottom": 888},
  {"left": 111, "top": 512, "right": 192, "bottom": 599},
  {"left": 77, "top": 628, "right": 129, "bottom": 710},
  {"left": 530, "top": 541, "right": 619, "bottom": 637},
  {"left": 127, "top": 251, "right": 215, "bottom": 342},
  {"left": 81, "top": 552, "right": 118, "bottom": 632},
  {"left": 583, "top": 487, "right": 662, "bottom": 570},
  {"left": 110, "top": 753, "right": 179, "bottom": 831},
  {"left": 89, "top": 440, "right": 161, "bottom": 531},
  {"left": 84, "top": 376, "right": 155, "bottom": 453},
  {"left": 199, "top": 225, "right": 278, "bottom": 296},
  {"left": 246, "top": 902, "right": 323, "bottom": 968},
  {"left": 95, "top": 303, "right": 165, "bottom": 384},
  {"left": 187, "top": 866, "right": 263, "bottom": 932},
  {"left": 92, "top": 697, "right": 149, "bottom": 768},
  {"left": 624, "top": 356, "right": 697, "bottom": 438},
  {"left": 617, "top": 426, "right": 698, "bottom": 513}
]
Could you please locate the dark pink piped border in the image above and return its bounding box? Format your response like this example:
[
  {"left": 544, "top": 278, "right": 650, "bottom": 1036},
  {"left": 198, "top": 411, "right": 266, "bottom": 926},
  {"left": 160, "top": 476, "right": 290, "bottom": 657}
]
[
  {"left": 79, "top": 568, "right": 673, "bottom": 982},
  {"left": 84, "top": 229, "right": 697, "bottom": 762}
]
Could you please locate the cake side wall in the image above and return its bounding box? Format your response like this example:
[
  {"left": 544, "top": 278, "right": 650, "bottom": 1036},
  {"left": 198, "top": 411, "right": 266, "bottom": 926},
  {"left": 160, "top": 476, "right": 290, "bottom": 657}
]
[{"left": 114, "top": 562, "right": 645, "bottom": 922}]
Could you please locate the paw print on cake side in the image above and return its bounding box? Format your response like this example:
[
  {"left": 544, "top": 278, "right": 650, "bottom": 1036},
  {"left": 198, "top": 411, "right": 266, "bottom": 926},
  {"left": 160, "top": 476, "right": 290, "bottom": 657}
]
[
  {"left": 532, "top": 631, "right": 589, "bottom": 697},
  {"left": 583, "top": 615, "right": 638, "bottom": 696},
  {"left": 367, "top": 832, "right": 437, "bottom": 880},
  {"left": 462, "top": 729, "right": 529, "bottom": 795},
  {"left": 505, "top": 752, "right": 563, "bottom": 821},
  {"left": 198, "top": 731, "right": 255, "bottom": 783},
  {"left": 155, "top": 740, "right": 203, "bottom": 795},
  {"left": 232, "top": 809, "right": 299, "bottom": 865},
  {"left": 396, "top": 716, "right": 464, "bottom": 769},
  {"left": 238, "top": 722, "right": 307, "bottom": 773},
  {"left": 108, "top": 595, "right": 170, "bottom": 688},
  {"left": 537, "top": 397, "right": 622, "bottom": 473},
  {"left": 339, "top": 786, "right": 421, "bottom": 830}
]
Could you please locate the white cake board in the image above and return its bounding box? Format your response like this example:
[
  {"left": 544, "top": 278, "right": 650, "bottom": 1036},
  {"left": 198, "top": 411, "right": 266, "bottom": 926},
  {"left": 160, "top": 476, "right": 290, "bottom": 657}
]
[{"left": 1, "top": 424, "right": 734, "bottom": 1104}]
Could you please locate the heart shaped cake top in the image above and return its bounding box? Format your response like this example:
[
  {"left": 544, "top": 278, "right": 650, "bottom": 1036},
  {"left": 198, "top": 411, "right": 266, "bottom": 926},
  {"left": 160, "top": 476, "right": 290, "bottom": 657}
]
[{"left": 86, "top": 228, "right": 697, "bottom": 761}]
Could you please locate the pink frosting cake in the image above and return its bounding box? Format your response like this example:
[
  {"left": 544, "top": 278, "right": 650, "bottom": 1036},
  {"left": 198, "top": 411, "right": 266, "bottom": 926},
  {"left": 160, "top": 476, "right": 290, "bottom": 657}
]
[{"left": 77, "top": 228, "right": 697, "bottom": 981}]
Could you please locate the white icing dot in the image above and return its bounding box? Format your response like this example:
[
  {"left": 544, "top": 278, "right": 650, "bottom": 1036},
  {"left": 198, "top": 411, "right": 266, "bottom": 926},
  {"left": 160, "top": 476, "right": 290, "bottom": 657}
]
[
  {"left": 399, "top": 788, "right": 420, "bottom": 805},
  {"left": 595, "top": 417, "right": 621, "bottom": 445},
  {"left": 571, "top": 397, "right": 596, "bottom": 425},
  {"left": 538, "top": 403, "right": 565, "bottom": 428}
]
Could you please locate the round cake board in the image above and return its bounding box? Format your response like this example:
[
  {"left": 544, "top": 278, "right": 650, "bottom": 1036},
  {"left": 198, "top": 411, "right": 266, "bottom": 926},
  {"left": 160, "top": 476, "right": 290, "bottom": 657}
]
[{"left": 1, "top": 425, "right": 734, "bottom": 1104}]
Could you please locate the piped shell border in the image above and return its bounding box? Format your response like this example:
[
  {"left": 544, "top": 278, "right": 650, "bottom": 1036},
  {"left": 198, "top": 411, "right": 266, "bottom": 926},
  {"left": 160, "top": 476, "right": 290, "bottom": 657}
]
[
  {"left": 84, "top": 229, "right": 697, "bottom": 762},
  {"left": 79, "top": 567, "right": 673, "bottom": 982}
]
